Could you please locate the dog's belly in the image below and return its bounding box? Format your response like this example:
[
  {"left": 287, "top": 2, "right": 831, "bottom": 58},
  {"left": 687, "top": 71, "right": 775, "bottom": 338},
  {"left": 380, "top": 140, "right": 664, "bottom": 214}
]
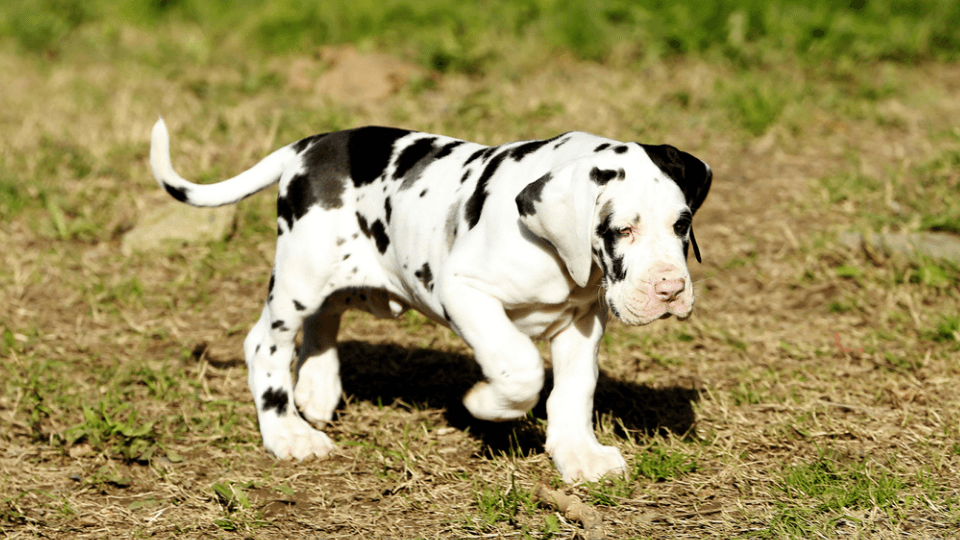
[{"left": 502, "top": 301, "right": 588, "bottom": 340}]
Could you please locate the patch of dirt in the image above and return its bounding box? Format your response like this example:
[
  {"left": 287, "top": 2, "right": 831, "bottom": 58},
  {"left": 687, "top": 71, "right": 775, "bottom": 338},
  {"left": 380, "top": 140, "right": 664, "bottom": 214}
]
[{"left": 288, "top": 45, "right": 427, "bottom": 106}]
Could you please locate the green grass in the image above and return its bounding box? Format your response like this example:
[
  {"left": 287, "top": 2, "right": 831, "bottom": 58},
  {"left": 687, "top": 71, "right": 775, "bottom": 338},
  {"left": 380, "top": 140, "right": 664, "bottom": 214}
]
[
  {"left": 781, "top": 451, "right": 905, "bottom": 511},
  {"left": 61, "top": 398, "right": 161, "bottom": 462},
  {"left": 764, "top": 450, "right": 913, "bottom": 537},
  {"left": 469, "top": 472, "right": 542, "bottom": 534},
  {"left": 634, "top": 445, "right": 697, "bottom": 481},
  {"left": 3, "top": 0, "right": 960, "bottom": 69}
]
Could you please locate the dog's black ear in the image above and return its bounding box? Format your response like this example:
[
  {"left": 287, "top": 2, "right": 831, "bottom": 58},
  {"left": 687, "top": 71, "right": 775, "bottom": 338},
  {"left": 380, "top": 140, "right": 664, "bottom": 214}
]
[
  {"left": 639, "top": 144, "right": 712, "bottom": 215},
  {"left": 640, "top": 144, "right": 711, "bottom": 263}
]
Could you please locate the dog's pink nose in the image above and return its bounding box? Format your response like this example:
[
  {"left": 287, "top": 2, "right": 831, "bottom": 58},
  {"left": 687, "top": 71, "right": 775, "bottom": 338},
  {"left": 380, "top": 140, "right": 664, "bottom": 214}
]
[{"left": 654, "top": 278, "right": 685, "bottom": 302}]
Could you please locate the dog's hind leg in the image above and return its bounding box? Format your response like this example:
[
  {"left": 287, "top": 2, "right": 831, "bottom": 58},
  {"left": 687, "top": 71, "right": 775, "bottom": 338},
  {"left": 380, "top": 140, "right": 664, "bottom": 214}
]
[{"left": 294, "top": 312, "right": 342, "bottom": 426}]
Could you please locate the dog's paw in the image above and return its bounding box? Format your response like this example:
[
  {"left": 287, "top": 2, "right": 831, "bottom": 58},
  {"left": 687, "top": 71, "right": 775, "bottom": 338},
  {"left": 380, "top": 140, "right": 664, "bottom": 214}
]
[
  {"left": 294, "top": 363, "right": 341, "bottom": 426},
  {"left": 548, "top": 439, "right": 627, "bottom": 483},
  {"left": 262, "top": 415, "right": 334, "bottom": 460},
  {"left": 463, "top": 380, "right": 537, "bottom": 422}
]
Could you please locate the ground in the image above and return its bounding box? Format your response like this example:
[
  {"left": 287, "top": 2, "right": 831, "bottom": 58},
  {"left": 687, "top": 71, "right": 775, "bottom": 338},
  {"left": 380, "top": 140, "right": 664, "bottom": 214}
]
[{"left": 2, "top": 21, "right": 960, "bottom": 540}]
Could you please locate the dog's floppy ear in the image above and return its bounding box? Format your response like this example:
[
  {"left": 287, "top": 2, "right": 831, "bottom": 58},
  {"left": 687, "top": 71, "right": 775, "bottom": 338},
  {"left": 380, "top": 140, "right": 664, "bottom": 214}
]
[
  {"left": 515, "top": 162, "right": 599, "bottom": 287},
  {"left": 640, "top": 144, "right": 712, "bottom": 262}
]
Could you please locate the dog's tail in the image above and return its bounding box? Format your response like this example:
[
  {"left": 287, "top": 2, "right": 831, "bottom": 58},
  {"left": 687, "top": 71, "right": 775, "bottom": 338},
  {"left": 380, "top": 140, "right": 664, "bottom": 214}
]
[{"left": 150, "top": 117, "right": 296, "bottom": 207}]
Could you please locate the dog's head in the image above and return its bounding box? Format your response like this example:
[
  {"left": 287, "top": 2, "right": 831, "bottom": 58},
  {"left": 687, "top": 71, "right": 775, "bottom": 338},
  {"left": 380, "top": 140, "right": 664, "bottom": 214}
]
[{"left": 516, "top": 142, "right": 711, "bottom": 325}]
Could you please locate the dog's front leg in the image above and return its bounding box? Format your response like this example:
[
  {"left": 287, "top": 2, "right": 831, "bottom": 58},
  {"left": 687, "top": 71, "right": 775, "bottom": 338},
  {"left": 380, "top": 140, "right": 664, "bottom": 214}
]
[
  {"left": 441, "top": 279, "right": 545, "bottom": 421},
  {"left": 545, "top": 305, "right": 627, "bottom": 483}
]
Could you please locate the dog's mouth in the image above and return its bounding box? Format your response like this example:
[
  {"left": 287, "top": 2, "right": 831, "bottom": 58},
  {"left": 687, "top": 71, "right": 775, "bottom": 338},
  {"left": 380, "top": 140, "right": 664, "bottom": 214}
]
[{"left": 606, "top": 294, "right": 694, "bottom": 326}]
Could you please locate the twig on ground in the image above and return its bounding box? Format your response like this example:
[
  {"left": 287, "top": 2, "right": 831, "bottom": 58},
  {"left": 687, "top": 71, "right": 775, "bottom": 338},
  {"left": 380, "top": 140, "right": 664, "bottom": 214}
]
[{"left": 534, "top": 484, "right": 605, "bottom": 540}]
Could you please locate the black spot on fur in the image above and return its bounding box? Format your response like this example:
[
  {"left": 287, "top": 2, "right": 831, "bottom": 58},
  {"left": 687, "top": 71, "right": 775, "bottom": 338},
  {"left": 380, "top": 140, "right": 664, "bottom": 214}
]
[
  {"left": 553, "top": 137, "right": 570, "bottom": 149},
  {"left": 596, "top": 214, "right": 627, "bottom": 283},
  {"left": 291, "top": 134, "right": 322, "bottom": 154},
  {"left": 442, "top": 306, "right": 450, "bottom": 321},
  {"left": 464, "top": 147, "right": 493, "bottom": 166},
  {"left": 460, "top": 170, "right": 471, "bottom": 184},
  {"left": 268, "top": 272, "right": 275, "bottom": 295},
  {"left": 590, "top": 167, "right": 624, "bottom": 185},
  {"left": 348, "top": 126, "right": 411, "bottom": 187},
  {"left": 271, "top": 320, "right": 285, "bottom": 330},
  {"left": 420, "top": 189, "right": 428, "bottom": 198},
  {"left": 164, "top": 183, "right": 190, "bottom": 203},
  {"left": 293, "top": 300, "right": 306, "bottom": 311},
  {"left": 414, "top": 262, "right": 434, "bottom": 291},
  {"left": 261, "top": 387, "right": 289, "bottom": 415},
  {"left": 465, "top": 150, "right": 509, "bottom": 229},
  {"left": 508, "top": 139, "right": 551, "bottom": 161},
  {"left": 594, "top": 143, "right": 611, "bottom": 152},
  {"left": 384, "top": 196, "right": 392, "bottom": 223},
  {"left": 433, "top": 140, "right": 464, "bottom": 160},
  {"left": 608, "top": 301, "right": 622, "bottom": 320},
  {"left": 342, "top": 253, "right": 351, "bottom": 260},
  {"left": 269, "top": 345, "right": 277, "bottom": 355},
  {"left": 393, "top": 137, "right": 436, "bottom": 180},
  {"left": 255, "top": 344, "right": 260, "bottom": 354},
  {"left": 356, "top": 212, "right": 371, "bottom": 237},
  {"left": 371, "top": 219, "right": 390, "bottom": 253},
  {"left": 614, "top": 145, "right": 628, "bottom": 154},
  {"left": 336, "top": 237, "right": 346, "bottom": 246},
  {"left": 277, "top": 133, "right": 343, "bottom": 229},
  {"left": 515, "top": 172, "right": 552, "bottom": 217}
]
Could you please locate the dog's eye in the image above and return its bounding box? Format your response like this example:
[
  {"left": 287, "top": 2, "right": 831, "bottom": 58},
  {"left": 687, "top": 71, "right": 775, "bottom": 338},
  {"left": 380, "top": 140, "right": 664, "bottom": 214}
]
[
  {"left": 617, "top": 226, "right": 631, "bottom": 237},
  {"left": 674, "top": 218, "right": 691, "bottom": 236}
]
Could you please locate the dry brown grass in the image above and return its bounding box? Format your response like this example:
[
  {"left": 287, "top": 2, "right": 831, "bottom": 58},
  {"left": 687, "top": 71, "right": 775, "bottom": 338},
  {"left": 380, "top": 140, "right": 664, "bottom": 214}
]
[{"left": 1, "top": 37, "right": 959, "bottom": 540}]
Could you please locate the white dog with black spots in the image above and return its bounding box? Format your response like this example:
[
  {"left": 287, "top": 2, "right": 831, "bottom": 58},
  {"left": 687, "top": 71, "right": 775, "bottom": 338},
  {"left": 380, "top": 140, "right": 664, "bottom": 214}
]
[{"left": 150, "top": 118, "right": 711, "bottom": 483}]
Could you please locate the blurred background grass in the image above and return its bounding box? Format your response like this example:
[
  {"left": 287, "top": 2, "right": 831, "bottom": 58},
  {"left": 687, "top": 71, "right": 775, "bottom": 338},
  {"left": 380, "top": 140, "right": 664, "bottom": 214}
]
[{"left": 3, "top": 0, "right": 960, "bottom": 70}]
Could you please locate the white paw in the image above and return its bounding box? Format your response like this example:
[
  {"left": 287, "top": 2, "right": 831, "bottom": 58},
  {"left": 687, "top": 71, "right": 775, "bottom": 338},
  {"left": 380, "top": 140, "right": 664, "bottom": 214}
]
[
  {"left": 294, "top": 366, "right": 341, "bottom": 426},
  {"left": 548, "top": 439, "right": 627, "bottom": 483},
  {"left": 463, "top": 381, "right": 537, "bottom": 422},
  {"left": 261, "top": 414, "right": 334, "bottom": 460}
]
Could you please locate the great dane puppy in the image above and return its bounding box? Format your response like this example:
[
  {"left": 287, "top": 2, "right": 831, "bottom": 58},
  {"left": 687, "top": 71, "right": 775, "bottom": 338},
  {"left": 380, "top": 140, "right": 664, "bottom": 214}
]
[{"left": 149, "top": 118, "right": 711, "bottom": 483}]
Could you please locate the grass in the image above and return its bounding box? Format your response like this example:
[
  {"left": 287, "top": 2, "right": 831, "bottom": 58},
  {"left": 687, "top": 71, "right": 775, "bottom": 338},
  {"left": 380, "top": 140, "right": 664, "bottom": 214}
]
[
  {"left": 2, "top": 1, "right": 960, "bottom": 538},
  {"left": 764, "top": 449, "right": 918, "bottom": 537},
  {"left": 4, "top": 0, "right": 960, "bottom": 69},
  {"left": 821, "top": 144, "right": 960, "bottom": 235}
]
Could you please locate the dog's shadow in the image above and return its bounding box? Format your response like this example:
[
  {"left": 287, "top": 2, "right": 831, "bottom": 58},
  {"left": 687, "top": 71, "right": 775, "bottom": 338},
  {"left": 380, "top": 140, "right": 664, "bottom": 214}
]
[{"left": 334, "top": 341, "right": 700, "bottom": 457}]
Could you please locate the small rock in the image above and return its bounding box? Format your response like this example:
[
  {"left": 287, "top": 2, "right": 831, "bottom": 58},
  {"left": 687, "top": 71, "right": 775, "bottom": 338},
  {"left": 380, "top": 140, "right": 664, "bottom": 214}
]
[
  {"left": 122, "top": 201, "right": 236, "bottom": 254},
  {"left": 839, "top": 231, "right": 960, "bottom": 263}
]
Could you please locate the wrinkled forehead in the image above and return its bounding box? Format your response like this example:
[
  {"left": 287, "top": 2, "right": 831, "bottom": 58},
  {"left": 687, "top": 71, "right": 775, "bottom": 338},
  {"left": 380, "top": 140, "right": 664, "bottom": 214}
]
[{"left": 596, "top": 155, "right": 688, "bottom": 219}]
